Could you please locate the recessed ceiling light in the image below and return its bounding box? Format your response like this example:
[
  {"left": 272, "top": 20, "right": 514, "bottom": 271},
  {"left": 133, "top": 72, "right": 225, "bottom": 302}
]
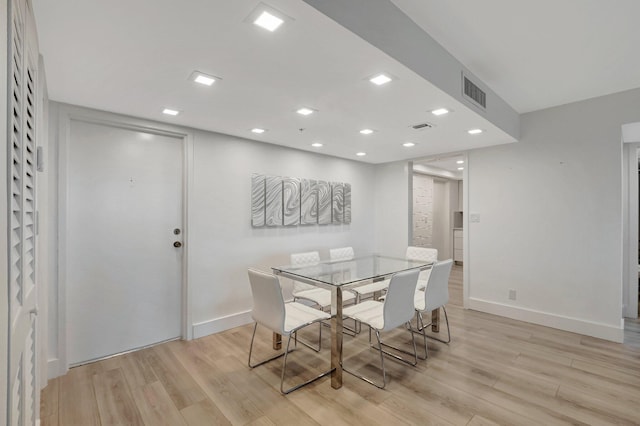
[
  {"left": 468, "top": 128, "right": 483, "bottom": 135},
  {"left": 431, "top": 108, "right": 449, "bottom": 116},
  {"left": 254, "top": 11, "right": 284, "bottom": 32},
  {"left": 360, "top": 129, "right": 374, "bottom": 135},
  {"left": 356, "top": 152, "right": 367, "bottom": 156},
  {"left": 190, "top": 71, "right": 217, "bottom": 86},
  {"left": 458, "top": 167, "right": 464, "bottom": 170},
  {"left": 402, "top": 142, "right": 415, "bottom": 147},
  {"left": 162, "top": 108, "right": 180, "bottom": 116},
  {"left": 311, "top": 142, "right": 323, "bottom": 148},
  {"left": 251, "top": 128, "right": 266, "bottom": 134},
  {"left": 296, "top": 107, "right": 315, "bottom": 116},
  {"left": 369, "top": 74, "right": 392, "bottom": 86},
  {"left": 456, "top": 160, "right": 464, "bottom": 164}
]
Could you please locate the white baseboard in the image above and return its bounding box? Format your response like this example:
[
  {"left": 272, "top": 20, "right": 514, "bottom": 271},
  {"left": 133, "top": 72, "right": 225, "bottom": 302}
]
[
  {"left": 192, "top": 310, "right": 253, "bottom": 339},
  {"left": 47, "top": 358, "right": 66, "bottom": 380},
  {"left": 467, "top": 297, "right": 624, "bottom": 343}
]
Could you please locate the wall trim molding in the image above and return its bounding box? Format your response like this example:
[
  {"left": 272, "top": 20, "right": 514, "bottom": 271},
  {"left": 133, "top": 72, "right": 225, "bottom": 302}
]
[
  {"left": 468, "top": 297, "right": 624, "bottom": 343},
  {"left": 46, "top": 358, "right": 64, "bottom": 380},
  {"left": 192, "top": 310, "right": 253, "bottom": 339}
]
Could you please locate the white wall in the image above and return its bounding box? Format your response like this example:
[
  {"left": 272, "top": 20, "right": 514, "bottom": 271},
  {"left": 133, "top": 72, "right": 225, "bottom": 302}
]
[
  {"left": 467, "top": 88, "right": 640, "bottom": 342},
  {"left": 188, "top": 128, "right": 377, "bottom": 335},
  {"left": 48, "top": 103, "right": 379, "bottom": 367},
  {"left": 373, "top": 161, "right": 411, "bottom": 256}
]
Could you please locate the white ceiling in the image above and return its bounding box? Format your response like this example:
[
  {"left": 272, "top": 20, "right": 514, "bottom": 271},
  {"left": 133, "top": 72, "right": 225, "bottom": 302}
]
[
  {"left": 32, "top": 0, "right": 640, "bottom": 164},
  {"left": 391, "top": 0, "right": 640, "bottom": 113}
]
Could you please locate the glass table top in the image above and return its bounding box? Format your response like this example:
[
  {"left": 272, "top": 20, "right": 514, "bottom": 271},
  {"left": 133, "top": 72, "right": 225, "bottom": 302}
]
[{"left": 272, "top": 254, "right": 432, "bottom": 287}]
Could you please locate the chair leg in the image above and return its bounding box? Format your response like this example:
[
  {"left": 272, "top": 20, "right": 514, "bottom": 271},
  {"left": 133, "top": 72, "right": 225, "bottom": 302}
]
[
  {"left": 416, "top": 312, "right": 429, "bottom": 360},
  {"left": 343, "top": 329, "right": 387, "bottom": 389},
  {"left": 281, "top": 329, "right": 333, "bottom": 394},
  {"left": 248, "top": 323, "right": 289, "bottom": 368},
  {"left": 418, "top": 307, "right": 451, "bottom": 344},
  {"left": 375, "top": 323, "right": 419, "bottom": 366},
  {"left": 343, "top": 326, "right": 418, "bottom": 389}
]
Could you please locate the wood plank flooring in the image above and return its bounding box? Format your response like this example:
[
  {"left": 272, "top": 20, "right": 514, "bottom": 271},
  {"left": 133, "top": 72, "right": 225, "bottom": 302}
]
[{"left": 41, "top": 265, "right": 640, "bottom": 425}]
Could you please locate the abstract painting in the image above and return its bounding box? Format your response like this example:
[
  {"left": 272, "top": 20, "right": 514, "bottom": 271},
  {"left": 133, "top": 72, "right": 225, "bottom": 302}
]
[
  {"left": 317, "top": 180, "right": 331, "bottom": 225},
  {"left": 251, "top": 173, "right": 351, "bottom": 228},
  {"left": 300, "top": 179, "right": 318, "bottom": 225},
  {"left": 344, "top": 183, "right": 351, "bottom": 224},
  {"left": 251, "top": 174, "right": 265, "bottom": 227},
  {"left": 265, "top": 175, "right": 283, "bottom": 226},
  {"left": 331, "top": 182, "right": 344, "bottom": 223},
  {"left": 283, "top": 177, "right": 301, "bottom": 226}
]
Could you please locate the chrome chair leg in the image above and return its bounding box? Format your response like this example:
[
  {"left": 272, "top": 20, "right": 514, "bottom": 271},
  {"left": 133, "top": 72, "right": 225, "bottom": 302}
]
[
  {"left": 374, "top": 322, "right": 419, "bottom": 366},
  {"left": 416, "top": 312, "right": 429, "bottom": 360},
  {"left": 343, "top": 324, "right": 418, "bottom": 389},
  {"left": 281, "top": 329, "right": 333, "bottom": 394},
  {"left": 416, "top": 307, "right": 451, "bottom": 344},
  {"left": 248, "top": 323, "right": 290, "bottom": 368}
]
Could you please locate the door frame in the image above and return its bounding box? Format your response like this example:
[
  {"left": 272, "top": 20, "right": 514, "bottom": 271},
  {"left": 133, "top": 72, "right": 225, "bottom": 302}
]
[
  {"left": 55, "top": 104, "right": 193, "bottom": 375},
  {"left": 623, "top": 123, "right": 640, "bottom": 319}
]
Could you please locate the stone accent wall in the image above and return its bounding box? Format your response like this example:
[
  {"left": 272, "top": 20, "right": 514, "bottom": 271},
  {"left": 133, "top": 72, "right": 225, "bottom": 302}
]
[{"left": 413, "top": 174, "right": 433, "bottom": 247}]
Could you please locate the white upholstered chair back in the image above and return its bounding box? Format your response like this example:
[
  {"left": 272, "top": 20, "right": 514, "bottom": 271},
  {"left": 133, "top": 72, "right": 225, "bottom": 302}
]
[
  {"left": 290, "top": 251, "right": 321, "bottom": 266},
  {"left": 248, "top": 268, "right": 286, "bottom": 334},
  {"left": 406, "top": 246, "right": 438, "bottom": 262},
  {"left": 422, "top": 259, "right": 453, "bottom": 312},
  {"left": 329, "top": 247, "right": 354, "bottom": 261},
  {"left": 381, "top": 269, "right": 420, "bottom": 331},
  {"left": 406, "top": 246, "right": 438, "bottom": 284},
  {"left": 290, "top": 251, "right": 321, "bottom": 293}
]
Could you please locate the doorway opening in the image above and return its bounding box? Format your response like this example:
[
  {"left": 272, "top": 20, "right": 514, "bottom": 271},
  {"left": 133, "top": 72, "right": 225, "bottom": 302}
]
[{"left": 410, "top": 154, "right": 465, "bottom": 262}]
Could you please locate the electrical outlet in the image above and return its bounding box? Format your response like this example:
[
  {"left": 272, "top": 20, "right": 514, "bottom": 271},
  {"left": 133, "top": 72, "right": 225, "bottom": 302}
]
[{"left": 508, "top": 289, "right": 517, "bottom": 300}]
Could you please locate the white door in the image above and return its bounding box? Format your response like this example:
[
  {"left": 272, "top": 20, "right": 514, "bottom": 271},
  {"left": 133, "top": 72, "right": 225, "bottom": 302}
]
[
  {"left": 8, "top": 0, "right": 40, "bottom": 424},
  {"left": 66, "top": 119, "right": 183, "bottom": 365}
]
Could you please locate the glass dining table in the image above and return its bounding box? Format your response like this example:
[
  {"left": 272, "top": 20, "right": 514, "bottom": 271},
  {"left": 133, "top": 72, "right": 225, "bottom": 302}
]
[{"left": 272, "top": 254, "right": 433, "bottom": 389}]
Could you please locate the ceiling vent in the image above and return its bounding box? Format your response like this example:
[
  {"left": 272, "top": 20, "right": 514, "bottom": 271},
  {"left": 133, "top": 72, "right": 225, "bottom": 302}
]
[
  {"left": 462, "top": 74, "right": 486, "bottom": 109},
  {"left": 411, "top": 122, "right": 433, "bottom": 130}
]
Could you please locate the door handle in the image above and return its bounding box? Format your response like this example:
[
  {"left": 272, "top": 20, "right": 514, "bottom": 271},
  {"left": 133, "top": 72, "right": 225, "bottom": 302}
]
[{"left": 173, "top": 241, "right": 182, "bottom": 248}]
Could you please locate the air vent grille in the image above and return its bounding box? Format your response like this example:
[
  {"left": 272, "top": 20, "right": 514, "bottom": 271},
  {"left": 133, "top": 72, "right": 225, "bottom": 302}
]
[
  {"left": 411, "top": 122, "right": 433, "bottom": 130},
  {"left": 463, "top": 75, "right": 486, "bottom": 109}
]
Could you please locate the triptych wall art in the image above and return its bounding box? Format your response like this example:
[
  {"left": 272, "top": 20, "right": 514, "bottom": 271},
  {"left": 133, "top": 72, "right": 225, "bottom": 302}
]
[{"left": 251, "top": 173, "right": 351, "bottom": 227}]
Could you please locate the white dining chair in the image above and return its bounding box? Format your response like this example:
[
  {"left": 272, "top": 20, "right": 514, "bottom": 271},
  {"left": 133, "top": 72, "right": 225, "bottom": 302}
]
[
  {"left": 413, "top": 259, "right": 453, "bottom": 359},
  {"left": 406, "top": 246, "right": 438, "bottom": 290},
  {"left": 291, "top": 251, "right": 355, "bottom": 309},
  {"left": 330, "top": 247, "right": 389, "bottom": 305},
  {"left": 341, "top": 268, "right": 420, "bottom": 389},
  {"left": 247, "top": 268, "right": 332, "bottom": 394},
  {"left": 290, "top": 251, "right": 356, "bottom": 347}
]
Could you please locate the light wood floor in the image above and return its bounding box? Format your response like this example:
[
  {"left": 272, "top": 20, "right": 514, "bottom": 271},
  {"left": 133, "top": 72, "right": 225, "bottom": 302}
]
[{"left": 41, "top": 265, "right": 640, "bottom": 425}]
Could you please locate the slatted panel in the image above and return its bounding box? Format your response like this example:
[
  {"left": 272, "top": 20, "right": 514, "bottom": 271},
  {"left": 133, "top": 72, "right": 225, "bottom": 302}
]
[
  {"left": 24, "top": 319, "right": 37, "bottom": 426},
  {"left": 9, "top": 0, "right": 24, "bottom": 321},
  {"left": 23, "top": 56, "right": 36, "bottom": 296},
  {"left": 11, "top": 355, "right": 23, "bottom": 426}
]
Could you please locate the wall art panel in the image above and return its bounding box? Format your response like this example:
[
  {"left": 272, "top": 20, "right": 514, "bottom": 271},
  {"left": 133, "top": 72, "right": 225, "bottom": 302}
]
[
  {"left": 265, "top": 175, "right": 283, "bottom": 227},
  {"left": 283, "top": 177, "right": 301, "bottom": 226},
  {"left": 251, "top": 174, "right": 266, "bottom": 227},
  {"left": 300, "top": 179, "right": 318, "bottom": 225},
  {"left": 332, "top": 182, "right": 344, "bottom": 223},
  {"left": 318, "top": 180, "right": 332, "bottom": 225},
  {"left": 251, "top": 173, "right": 351, "bottom": 228},
  {"left": 344, "top": 183, "right": 351, "bottom": 224}
]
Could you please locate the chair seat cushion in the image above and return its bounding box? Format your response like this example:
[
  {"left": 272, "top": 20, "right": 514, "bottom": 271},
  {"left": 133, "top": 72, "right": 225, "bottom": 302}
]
[
  {"left": 351, "top": 280, "right": 389, "bottom": 295},
  {"left": 293, "top": 287, "right": 355, "bottom": 307},
  {"left": 284, "top": 302, "right": 330, "bottom": 334},
  {"left": 342, "top": 300, "right": 385, "bottom": 330}
]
